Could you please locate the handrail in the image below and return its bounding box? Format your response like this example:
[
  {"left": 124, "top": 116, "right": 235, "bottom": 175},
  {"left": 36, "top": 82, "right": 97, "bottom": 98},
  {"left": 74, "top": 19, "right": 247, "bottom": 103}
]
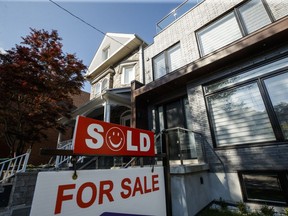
[
  {"left": 161, "top": 127, "right": 206, "bottom": 164},
  {"left": 156, "top": 0, "right": 204, "bottom": 33},
  {"left": 0, "top": 150, "right": 30, "bottom": 183},
  {"left": 55, "top": 140, "right": 72, "bottom": 168},
  {"left": 55, "top": 140, "right": 84, "bottom": 168}
]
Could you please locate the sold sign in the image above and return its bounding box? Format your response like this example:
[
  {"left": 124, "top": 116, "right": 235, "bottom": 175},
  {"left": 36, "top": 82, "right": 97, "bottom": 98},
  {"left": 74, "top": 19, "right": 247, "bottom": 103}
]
[{"left": 72, "top": 116, "right": 155, "bottom": 156}]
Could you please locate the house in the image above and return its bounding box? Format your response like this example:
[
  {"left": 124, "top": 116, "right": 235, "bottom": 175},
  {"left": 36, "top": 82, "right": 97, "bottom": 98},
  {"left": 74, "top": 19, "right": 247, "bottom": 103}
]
[
  {"left": 131, "top": 0, "right": 288, "bottom": 215},
  {"left": 57, "top": 33, "right": 147, "bottom": 168},
  {"left": 0, "top": 91, "right": 90, "bottom": 165}
]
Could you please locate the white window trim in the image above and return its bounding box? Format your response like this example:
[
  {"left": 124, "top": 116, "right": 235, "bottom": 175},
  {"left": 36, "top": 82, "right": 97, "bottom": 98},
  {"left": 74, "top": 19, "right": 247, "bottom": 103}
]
[{"left": 121, "top": 65, "right": 136, "bottom": 85}]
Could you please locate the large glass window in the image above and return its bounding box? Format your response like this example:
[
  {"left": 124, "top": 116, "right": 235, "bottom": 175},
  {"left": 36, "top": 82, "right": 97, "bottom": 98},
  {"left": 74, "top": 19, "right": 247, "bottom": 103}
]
[
  {"left": 196, "top": 0, "right": 273, "bottom": 56},
  {"left": 205, "top": 56, "right": 288, "bottom": 147},
  {"left": 153, "top": 43, "right": 182, "bottom": 80},
  {"left": 239, "top": 171, "right": 288, "bottom": 205},
  {"left": 265, "top": 73, "right": 288, "bottom": 139},
  {"left": 207, "top": 83, "right": 275, "bottom": 146}
]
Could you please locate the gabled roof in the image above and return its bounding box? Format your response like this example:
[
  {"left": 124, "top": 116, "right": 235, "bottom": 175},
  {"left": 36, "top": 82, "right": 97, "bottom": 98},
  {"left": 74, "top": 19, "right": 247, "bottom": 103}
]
[{"left": 86, "top": 33, "right": 146, "bottom": 79}]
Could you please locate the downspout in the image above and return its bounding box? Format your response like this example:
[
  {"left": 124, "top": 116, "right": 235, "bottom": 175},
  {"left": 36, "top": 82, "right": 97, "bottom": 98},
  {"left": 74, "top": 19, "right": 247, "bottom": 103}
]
[
  {"left": 139, "top": 43, "right": 145, "bottom": 84},
  {"left": 102, "top": 93, "right": 111, "bottom": 123}
]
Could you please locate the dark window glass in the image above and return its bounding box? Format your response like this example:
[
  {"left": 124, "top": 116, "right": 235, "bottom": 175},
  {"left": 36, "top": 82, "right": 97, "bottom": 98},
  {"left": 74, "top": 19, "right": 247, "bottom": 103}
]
[{"left": 240, "top": 172, "right": 288, "bottom": 204}]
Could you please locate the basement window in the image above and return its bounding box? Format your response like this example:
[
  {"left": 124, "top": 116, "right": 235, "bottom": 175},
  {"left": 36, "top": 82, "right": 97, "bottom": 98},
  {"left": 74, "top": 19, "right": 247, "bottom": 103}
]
[{"left": 239, "top": 171, "right": 288, "bottom": 205}]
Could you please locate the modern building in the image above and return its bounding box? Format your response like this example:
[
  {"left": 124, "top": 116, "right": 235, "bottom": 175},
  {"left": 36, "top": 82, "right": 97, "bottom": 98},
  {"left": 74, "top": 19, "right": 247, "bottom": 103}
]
[
  {"left": 57, "top": 33, "right": 147, "bottom": 168},
  {"left": 132, "top": 0, "right": 288, "bottom": 215}
]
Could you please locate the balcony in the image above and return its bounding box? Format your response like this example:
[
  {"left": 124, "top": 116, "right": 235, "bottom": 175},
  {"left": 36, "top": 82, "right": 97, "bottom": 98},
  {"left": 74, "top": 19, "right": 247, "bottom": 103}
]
[{"left": 156, "top": 0, "right": 204, "bottom": 33}]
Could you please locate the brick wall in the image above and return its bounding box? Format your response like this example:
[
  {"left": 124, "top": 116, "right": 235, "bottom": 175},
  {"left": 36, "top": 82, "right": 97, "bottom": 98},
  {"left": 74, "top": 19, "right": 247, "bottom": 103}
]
[{"left": 144, "top": 0, "right": 288, "bottom": 84}]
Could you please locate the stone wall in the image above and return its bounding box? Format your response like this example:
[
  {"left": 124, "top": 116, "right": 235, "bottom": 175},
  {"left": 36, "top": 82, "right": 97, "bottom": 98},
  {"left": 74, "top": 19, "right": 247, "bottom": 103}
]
[{"left": 0, "top": 171, "right": 38, "bottom": 216}]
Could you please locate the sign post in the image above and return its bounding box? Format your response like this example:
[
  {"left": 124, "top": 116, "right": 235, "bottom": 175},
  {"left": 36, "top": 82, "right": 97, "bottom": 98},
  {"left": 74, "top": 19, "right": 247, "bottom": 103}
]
[
  {"left": 30, "top": 167, "right": 166, "bottom": 216},
  {"left": 33, "top": 116, "right": 168, "bottom": 216}
]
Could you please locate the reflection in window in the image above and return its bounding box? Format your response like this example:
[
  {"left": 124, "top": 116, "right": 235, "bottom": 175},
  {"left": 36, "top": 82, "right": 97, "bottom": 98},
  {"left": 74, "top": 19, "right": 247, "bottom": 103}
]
[
  {"left": 240, "top": 172, "right": 288, "bottom": 204},
  {"left": 265, "top": 72, "right": 288, "bottom": 139},
  {"left": 207, "top": 83, "right": 275, "bottom": 146},
  {"left": 204, "top": 57, "right": 288, "bottom": 94}
]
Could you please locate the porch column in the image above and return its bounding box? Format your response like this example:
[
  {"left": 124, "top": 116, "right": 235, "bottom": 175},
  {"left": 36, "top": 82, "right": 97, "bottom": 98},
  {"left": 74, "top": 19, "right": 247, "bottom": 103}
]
[
  {"left": 103, "top": 100, "right": 111, "bottom": 123},
  {"left": 57, "top": 132, "right": 63, "bottom": 148}
]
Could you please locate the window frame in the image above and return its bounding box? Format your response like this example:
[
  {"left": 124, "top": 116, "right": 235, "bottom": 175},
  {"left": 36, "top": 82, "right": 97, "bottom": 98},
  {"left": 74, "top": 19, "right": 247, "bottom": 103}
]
[
  {"left": 196, "top": 0, "right": 274, "bottom": 57},
  {"left": 121, "top": 64, "right": 136, "bottom": 85},
  {"left": 102, "top": 46, "right": 110, "bottom": 61},
  {"left": 94, "top": 82, "right": 101, "bottom": 96},
  {"left": 152, "top": 42, "right": 181, "bottom": 80},
  {"left": 204, "top": 55, "right": 288, "bottom": 148},
  {"left": 238, "top": 171, "right": 288, "bottom": 206},
  {"left": 101, "top": 78, "right": 109, "bottom": 92}
]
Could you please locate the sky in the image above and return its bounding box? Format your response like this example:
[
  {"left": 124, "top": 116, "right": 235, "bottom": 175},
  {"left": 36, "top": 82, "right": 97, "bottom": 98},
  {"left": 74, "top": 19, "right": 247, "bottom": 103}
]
[{"left": 0, "top": 0, "right": 196, "bottom": 92}]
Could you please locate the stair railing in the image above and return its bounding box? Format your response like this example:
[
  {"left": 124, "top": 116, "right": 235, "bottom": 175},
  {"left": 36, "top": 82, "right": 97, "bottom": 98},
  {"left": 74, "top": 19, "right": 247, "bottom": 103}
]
[{"left": 0, "top": 149, "right": 30, "bottom": 183}]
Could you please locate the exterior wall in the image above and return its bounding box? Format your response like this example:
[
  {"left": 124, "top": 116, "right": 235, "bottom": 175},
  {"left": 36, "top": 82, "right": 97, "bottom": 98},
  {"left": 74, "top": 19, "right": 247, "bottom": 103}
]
[
  {"left": 139, "top": 0, "right": 288, "bottom": 213},
  {"left": 144, "top": 0, "right": 288, "bottom": 84},
  {"left": 144, "top": 0, "right": 243, "bottom": 83},
  {"left": 0, "top": 172, "right": 38, "bottom": 216},
  {"left": 187, "top": 44, "right": 288, "bottom": 173},
  {"left": 90, "top": 50, "right": 141, "bottom": 100},
  {"left": 113, "top": 51, "right": 141, "bottom": 89}
]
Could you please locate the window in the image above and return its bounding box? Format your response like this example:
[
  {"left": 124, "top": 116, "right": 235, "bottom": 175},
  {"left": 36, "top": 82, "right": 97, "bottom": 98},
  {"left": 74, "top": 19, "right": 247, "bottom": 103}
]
[
  {"left": 239, "top": 171, "right": 288, "bottom": 205},
  {"left": 102, "top": 46, "right": 110, "bottom": 60},
  {"left": 205, "top": 56, "right": 288, "bottom": 147},
  {"left": 121, "top": 65, "right": 135, "bottom": 85},
  {"left": 196, "top": 0, "right": 273, "bottom": 56},
  {"left": 94, "top": 83, "right": 101, "bottom": 96},
  {"left": 153, "top": 43, "right": 182, "bottom": 80},
  {"left": 238, "top": 0, "right": 272, "bottom": 34},
  {"left": 197, "top": 12, "right": 242, "bottom": 56},
  {"left": 101, "top": 78, "right": 108, "bottom": 92}
]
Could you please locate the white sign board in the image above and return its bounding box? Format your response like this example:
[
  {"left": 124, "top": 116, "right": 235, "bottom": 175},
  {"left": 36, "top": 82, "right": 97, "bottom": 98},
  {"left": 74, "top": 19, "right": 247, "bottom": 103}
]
[{"left": 30, "top": 167, "right": 166, "bottom": 216}]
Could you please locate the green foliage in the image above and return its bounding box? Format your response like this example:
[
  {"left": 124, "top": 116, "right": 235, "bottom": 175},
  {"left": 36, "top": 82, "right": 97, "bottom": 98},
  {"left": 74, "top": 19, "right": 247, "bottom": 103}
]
[
  {"left": 283, "top": 208, "right": 288, "bottom": 216},
  {"left": 199, "top": 201, "right": 280, "bottom": 216},
  {"left": 237, "top": 201, "right": 248, "bottom": 214},
  {"left": 258, "top": 205, "right": 275, "bottom": 216},
  {"left": 218, "top": 197, "right": 228, "bottom": 210}
]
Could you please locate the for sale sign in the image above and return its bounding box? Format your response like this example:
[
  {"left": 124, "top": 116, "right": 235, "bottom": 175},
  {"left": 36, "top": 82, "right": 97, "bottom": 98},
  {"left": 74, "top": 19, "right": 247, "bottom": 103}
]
[
  {"left": 30, "top": 167, "right": 166, "bottom": 216},
  {"left": 72, "top": 116, "right": 155, "bottom": 156}
]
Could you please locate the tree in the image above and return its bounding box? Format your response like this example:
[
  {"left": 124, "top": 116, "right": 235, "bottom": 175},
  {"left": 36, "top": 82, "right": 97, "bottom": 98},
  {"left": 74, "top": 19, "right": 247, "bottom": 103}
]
[{"left": 0, "top": 29, "right": 86, "bottom": 157}]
